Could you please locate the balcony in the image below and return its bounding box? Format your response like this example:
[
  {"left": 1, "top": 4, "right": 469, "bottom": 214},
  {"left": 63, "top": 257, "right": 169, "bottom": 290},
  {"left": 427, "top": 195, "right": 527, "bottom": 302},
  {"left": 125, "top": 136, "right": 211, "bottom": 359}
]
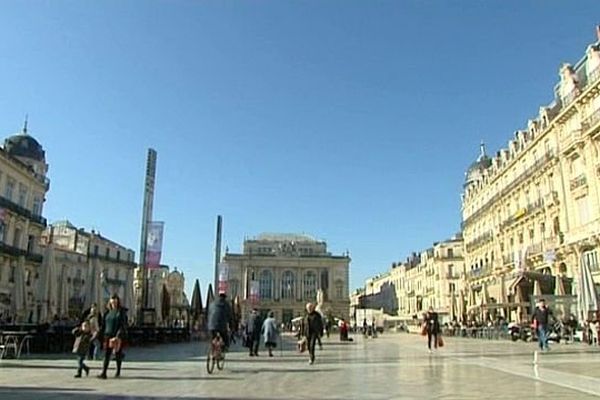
[
  {"left": 560, "top": 129, "right": 585, "bottom": 155},
  {"left": 468, "top": 264, "right": 493, "bottom": 278},
  {"left": 0, "top": 195, "right": 47, "bottom": 226},
  {"left": 581, "top": 107, "right": 600, "bottom": 137},
  {"left": 570, "top": 174, "right": 587, "bottom": 191},
  {"left": 565, "top": 218, "right": 600, "bottom": 245},
  {"left": 465, "top": 231, "right": 493, "bottom": 252},
  {"left": 445, "top": 273, "right": 461, "bottom": 280},
  {"left": 502, "top": 253, "right": 514, "bottom": 266},
  {"left": 0, "top": 242, "right": 43, "bottom": 263}
]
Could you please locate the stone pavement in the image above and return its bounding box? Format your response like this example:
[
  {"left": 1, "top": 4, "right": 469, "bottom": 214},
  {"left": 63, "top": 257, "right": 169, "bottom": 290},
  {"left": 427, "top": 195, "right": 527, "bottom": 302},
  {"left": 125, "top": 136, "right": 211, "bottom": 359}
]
[{"left": 1, "top": 332, "right": 599, "bottom": 399}]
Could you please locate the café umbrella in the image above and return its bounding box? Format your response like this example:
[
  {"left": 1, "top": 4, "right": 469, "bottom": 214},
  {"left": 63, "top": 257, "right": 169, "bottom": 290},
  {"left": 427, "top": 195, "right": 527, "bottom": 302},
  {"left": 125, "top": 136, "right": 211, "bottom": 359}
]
[
  {"left": 38, "top": 244, "right": 59, "bottom": 323},
  {"left": 11, "top": 258, "right": 27, "bottom": 322}
]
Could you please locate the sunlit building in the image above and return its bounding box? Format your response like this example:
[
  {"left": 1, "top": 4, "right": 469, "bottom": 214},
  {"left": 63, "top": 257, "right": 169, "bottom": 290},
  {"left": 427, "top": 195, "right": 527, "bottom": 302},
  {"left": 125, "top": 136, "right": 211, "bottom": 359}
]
[
  {"left": 461, "top": 28, "right": 600, "bottom": 321},
  {"left": 222, "top": 233, "right": 351, "bottom": 324},
  {"left": 0, "top": 125, "right": 49, "bottom": 322}
]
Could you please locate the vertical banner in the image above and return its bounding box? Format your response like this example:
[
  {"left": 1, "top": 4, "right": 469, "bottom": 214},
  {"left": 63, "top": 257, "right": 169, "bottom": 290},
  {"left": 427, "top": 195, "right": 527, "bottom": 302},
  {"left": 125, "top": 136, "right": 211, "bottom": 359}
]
[
  {"left": 249, "top": 280, "right": 259, "bottom": 304},
  {"left": 218, "top": 262, "right": 229, "bottom": 294},
  {"left": 145, "top": 221, "right": 164, "bottom": 269}
]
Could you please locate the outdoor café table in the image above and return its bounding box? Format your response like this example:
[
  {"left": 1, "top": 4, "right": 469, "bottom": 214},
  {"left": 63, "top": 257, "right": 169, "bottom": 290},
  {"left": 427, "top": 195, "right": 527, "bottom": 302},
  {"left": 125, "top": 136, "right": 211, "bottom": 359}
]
[{"left": 0, "top": 331, "right": 32, "bottom": 359}]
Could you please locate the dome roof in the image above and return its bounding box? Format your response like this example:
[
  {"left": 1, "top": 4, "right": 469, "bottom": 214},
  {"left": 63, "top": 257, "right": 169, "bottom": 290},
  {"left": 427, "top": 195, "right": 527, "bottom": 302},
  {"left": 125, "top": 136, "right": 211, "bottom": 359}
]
[
  {"left": 4, "top": 133, "right": 45, "bottom": 162},
  {"left": 465, "top": 143, "right": 491, "bottom": 185}
]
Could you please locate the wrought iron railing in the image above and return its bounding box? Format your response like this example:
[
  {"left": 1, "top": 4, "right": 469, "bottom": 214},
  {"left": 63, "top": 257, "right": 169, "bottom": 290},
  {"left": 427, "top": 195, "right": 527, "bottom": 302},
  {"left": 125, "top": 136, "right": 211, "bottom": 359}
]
[{"left": 570, "top": 174, "right": 587, "bottom": 191}]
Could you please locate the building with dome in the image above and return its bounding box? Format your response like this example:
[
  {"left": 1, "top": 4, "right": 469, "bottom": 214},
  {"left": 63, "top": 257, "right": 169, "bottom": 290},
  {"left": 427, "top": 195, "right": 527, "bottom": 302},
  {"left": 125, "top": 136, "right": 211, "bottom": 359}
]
[
  {"left": 461, "top": 28, "right": 600, "bottom": 323},
  {"left": 0, "top": 122, "right": 50, "bottom": 322},
  {"left": 222, "top": 233, "right": 350, "bottom": 325}
]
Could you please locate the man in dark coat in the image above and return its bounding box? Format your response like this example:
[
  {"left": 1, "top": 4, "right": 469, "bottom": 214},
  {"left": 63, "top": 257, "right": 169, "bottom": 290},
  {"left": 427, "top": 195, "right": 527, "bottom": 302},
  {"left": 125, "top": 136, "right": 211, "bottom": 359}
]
[
  {"left": 245, "top": 309, "right": 262, "bottom": 356},
  {"left": 424, "top": 307, "right": 440, "bottom": 352},
  {"left": 532, "top": 298, "right": 553, "bottom": 351},
  {"left": 303, "top": 302, "right": 323, "bottom": 365},
  {"left": 207, "top": 293, "right": 233, "bottom": 350}
]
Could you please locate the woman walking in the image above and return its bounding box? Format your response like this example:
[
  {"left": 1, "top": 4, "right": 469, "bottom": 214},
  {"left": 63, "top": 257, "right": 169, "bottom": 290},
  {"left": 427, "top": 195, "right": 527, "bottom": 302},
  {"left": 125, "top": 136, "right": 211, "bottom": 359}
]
[
  {"left": 98, "top": 295, "right": 128, "bottom": 379},
  {"left": 424, "top": 307, "right": 440, "bottom": 353},
  {"left": 261, "top": 311, "right": 279, "bottom": 357}
]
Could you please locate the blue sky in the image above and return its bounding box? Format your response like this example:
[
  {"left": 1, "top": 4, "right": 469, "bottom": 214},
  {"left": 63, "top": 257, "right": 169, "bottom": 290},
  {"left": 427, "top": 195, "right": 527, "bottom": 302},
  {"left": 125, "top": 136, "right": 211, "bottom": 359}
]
[{"left": 1, "top": 1, "right": 599, "bottom": 296}]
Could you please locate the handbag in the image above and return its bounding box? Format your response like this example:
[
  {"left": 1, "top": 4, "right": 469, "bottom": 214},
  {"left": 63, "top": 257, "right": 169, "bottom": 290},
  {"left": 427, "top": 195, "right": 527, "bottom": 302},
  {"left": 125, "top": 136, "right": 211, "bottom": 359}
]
[
  {"left": 437, "top": 336, "right": 444, "bottom": 347},
  {"left": 420, "top": 323, "right": 427, "bottom": 336}
]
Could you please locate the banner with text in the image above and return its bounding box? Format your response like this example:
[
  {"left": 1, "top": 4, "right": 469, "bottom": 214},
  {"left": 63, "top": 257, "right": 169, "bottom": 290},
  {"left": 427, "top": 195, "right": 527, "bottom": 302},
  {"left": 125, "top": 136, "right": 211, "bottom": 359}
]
[
  {"left": 249, "top": 280, "right": 259, "bottom": 304},
  {"left": 218, "top": 262, "right": 229, "bottom": 294},
  {"left": 145, "top": 221, "right": 164, "bottom": 269}
]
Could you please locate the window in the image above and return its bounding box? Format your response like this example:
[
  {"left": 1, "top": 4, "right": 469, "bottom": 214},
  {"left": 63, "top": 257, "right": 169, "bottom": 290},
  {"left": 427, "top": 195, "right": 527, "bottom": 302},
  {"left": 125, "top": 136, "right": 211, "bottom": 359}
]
[
  {"left": 0, "top": 221, "right": 5, "bottom": 242},
  {"left": 5, "top": 178, "right": 15, "bottom": 200},
  {"left": 449, "top": 283, "right": 456, "bottom": 292},
  {"left": 281, "top": 271, "right": 295, "bottom": 299},
  {"left": 576, "top": 196, "right": 590, "bottom": 226},
  {"left": 13, "top": 228, "right": 21, "bottom": 248},
  {"left": 117, "top": 250, "right": 121, "bottom": 261},
  {"left": 303, "top": 271, "right": 317, "bottom": 300},
  {"left": 105, "top": 248, "right": 110, "bottom": 259},
  {"left": 17, "top": 184, "right": 27, "bottom": 207},
  {"left": 259, "top": 270, "right": 272, "bottom": 299},
  {"left": 9, "top": 263, "right": 16, "bottom": 283},
  {"left": 27, "top": 235, "right": 34, "bottom": 253},
  {"left": 447, "top": 248, "right": 454, "bottom": 258},
  {"left": 94, "top": 245, "right": 99, "bottom": 256}
]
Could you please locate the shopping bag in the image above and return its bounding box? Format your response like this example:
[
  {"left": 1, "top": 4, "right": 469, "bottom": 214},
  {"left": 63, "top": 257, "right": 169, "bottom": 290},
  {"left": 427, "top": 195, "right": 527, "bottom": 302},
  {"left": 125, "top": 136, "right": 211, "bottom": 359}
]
[
  {"left": 297, "top": 338, "right": 307, "bottom": 353},
  {"left": 437, "top": 336, "right": 444, "bottom": 348},
  {"left": 420, "top": 323, "right": 427, "bottom": 336}
]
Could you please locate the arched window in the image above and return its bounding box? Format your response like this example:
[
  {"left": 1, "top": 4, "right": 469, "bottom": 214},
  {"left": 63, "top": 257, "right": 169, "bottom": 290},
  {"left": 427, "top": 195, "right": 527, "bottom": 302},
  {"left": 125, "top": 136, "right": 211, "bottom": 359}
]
[
  {"left": 259, "top": 270, "right": 272, "bottom": 299},
  {"left": 281, "top": 271, "right": 295, "bottom": 299},
  {"left": 303, "top": 271, "right": 316, "bottom": 300}
]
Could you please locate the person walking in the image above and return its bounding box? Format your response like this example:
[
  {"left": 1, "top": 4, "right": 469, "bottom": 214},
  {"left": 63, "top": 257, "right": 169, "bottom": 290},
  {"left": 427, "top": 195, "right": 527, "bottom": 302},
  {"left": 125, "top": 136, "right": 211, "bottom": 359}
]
[
  {"left": 86, "top": 303, "right": 102, "bottom": 360},
  {"left": 72, "top": 321, "right": 92, "bottom": 378},
  {"left": 532, "top": 298, "right": 553, "bottom": 352},
  {"left": 246, "top": 309, "right": 262, "bottom": 356},
  {"left": 303, "top": 302, "right": 323, "bottom": 365},
  {"left": 424, "top": 307, "right": 440, "bottom": 353},
  {"left": 261, "top": 311, "right": 279, "bottom": 357},
  {"left": 98, "top": 295, "right": 128, "bottom": 379}
]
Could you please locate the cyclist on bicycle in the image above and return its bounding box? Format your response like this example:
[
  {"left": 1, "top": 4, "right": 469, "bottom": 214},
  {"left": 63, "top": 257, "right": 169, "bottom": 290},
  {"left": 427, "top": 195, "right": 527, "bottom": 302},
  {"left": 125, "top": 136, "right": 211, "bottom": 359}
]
[{"left": 207, "top": 292, "right": 233, "bottom": 351}]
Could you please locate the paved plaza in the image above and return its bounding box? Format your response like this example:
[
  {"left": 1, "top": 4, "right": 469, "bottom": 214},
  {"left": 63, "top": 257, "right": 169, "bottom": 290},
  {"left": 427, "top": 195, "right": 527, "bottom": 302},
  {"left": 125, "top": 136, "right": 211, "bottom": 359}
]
[{"left": 1, "top": 333, "right": 599, "bottom": 399}]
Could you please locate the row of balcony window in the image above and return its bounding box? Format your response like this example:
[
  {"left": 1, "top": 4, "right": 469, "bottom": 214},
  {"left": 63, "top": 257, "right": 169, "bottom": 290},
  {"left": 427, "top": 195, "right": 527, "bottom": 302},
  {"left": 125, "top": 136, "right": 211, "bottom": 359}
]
[
  {"left": 0, "top": 194, "right": 47, "bottom": 226},
  {"left": 463, "top": 152, "right": 555, "bottom": 228}
]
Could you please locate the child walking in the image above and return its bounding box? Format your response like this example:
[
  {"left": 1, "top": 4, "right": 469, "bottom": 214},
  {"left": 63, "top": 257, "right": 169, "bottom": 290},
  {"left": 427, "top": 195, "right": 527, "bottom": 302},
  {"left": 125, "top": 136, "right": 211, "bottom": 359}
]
[{"left": 72, "top": 321, "right": 93, "bottom": 378}]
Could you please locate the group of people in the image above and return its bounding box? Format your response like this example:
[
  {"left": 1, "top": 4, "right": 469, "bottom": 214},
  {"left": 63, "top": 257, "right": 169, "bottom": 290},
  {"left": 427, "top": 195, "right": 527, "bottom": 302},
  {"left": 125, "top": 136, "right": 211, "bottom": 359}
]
[
  {"left": 71, "top": 294, "right": 128, "bottom": 379},
  {"left": 206, "top": 293, "right": 327, "bottom": 365}
]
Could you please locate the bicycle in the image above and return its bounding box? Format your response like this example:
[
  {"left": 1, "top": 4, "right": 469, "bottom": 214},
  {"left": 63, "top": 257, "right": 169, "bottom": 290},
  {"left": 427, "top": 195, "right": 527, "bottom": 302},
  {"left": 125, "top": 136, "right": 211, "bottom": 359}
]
[{"left": 206, "top": 332, "right": 225, "bottom": 374}]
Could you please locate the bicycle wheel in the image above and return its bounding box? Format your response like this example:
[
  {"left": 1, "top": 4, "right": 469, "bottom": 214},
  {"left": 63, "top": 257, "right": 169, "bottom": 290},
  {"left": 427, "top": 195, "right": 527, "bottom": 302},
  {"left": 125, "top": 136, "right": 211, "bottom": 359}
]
[
  {"left": 206, "top": 352, "right": 215, "bottom": 374},
  {"left": 216, "top": 353, "right": 225, "bottom": 370}
]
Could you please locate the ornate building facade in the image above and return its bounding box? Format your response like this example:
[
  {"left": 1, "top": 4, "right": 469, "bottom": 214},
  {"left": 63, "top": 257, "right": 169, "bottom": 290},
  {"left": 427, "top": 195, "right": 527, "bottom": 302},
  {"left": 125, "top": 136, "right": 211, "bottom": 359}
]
[
  {"left": 133, "top": 265, "right": 189, "bottom": 327},
  {"left": 222, "top": 233, "right": 351, "bottom": 324},
  {"left": 461, "top": 29, "right": 600, "bottom": 321},
  {"left": 0, "top": 126, "right": 49, "bottom": 322},
  {"left": 41, "top": 220, "right": 137, "bottom": 319},
  {"left": 354, "top": 235, "right": 464, "bottom": 326}
]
